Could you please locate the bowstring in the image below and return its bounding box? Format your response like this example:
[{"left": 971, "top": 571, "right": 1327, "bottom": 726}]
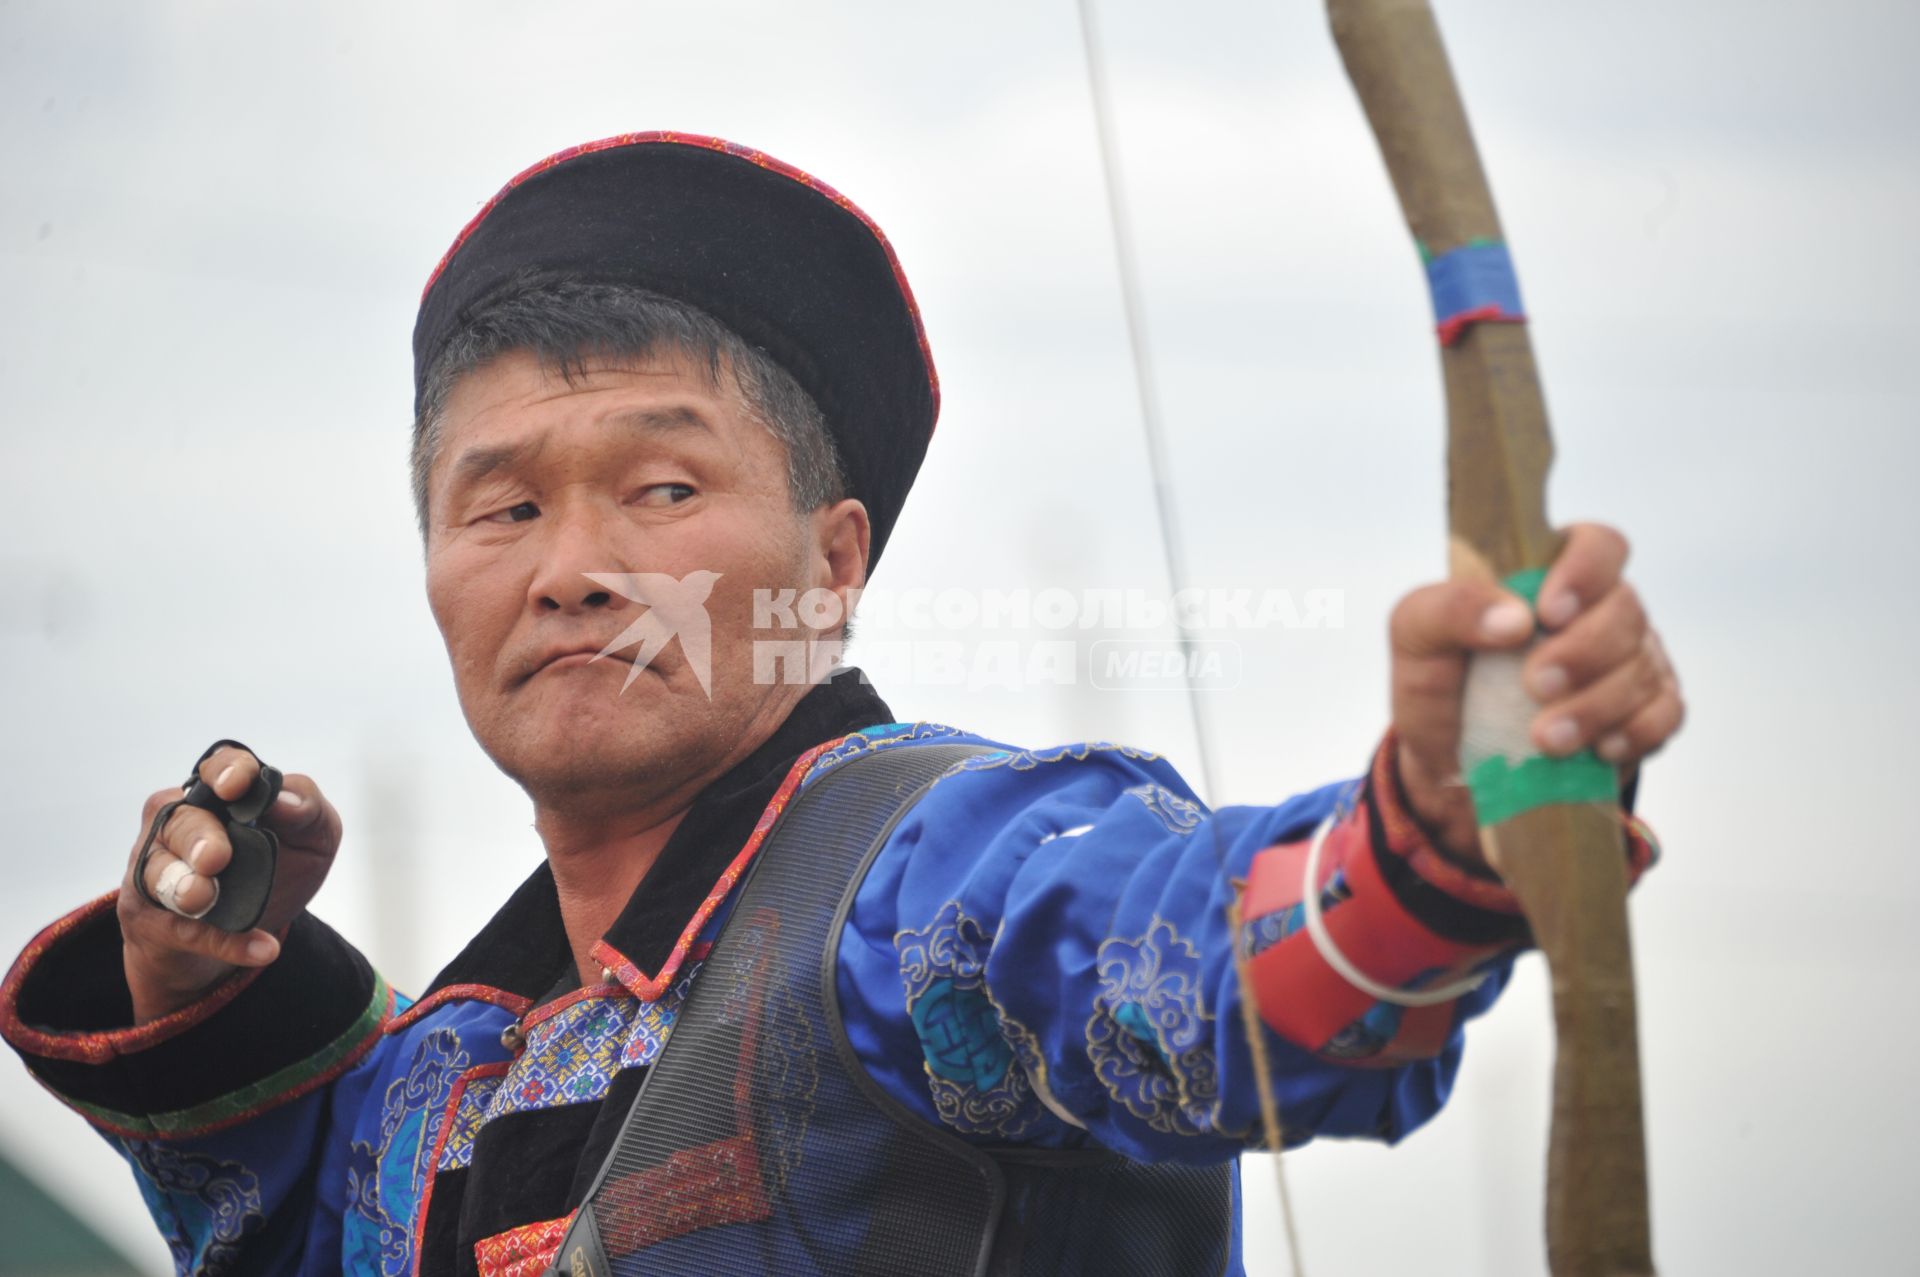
[{"left": 1072, "top": 3, "right": 1303, "bottom": 1273}]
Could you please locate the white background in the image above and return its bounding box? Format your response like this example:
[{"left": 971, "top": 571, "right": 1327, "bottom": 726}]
[{"left": 2, "top": 1, "right": 1915, "bottom": 1273}]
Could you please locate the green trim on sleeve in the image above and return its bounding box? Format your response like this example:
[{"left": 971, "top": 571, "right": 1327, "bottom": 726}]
[{"left": 65, "top": 973, "right": 392, "bottom": 1140}]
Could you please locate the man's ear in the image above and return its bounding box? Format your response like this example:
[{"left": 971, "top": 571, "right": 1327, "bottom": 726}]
[{"left": 811, "top": 498, "right": 870, "bottom": 631}]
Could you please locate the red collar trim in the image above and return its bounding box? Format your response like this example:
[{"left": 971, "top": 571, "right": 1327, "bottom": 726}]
[
  {"left": 385, "top": 983, "right": 535, "bottom": 1035},
  {"left": 590, "top": 739, "right": 832, "bottom": 1002}
]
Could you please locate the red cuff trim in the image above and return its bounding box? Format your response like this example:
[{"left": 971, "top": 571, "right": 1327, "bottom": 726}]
[
  {"left": 1370, "top": 733, "right": 1524, "bottom": 918},
  {"left": 0, "top": 892, "right": 266, "bottom": 1064},
  {"left": 1240, "top": 737, "right": 1663, "bottom": 1059},
  {"left": 54, "top": 977, "right": 395, "bottom": 1141},
  {"left": 592, "top": 741, "right": 832, "bottom": 1002},
  {"left": 1244, "top": 809, "right": 1501, "bottom": 1056}
]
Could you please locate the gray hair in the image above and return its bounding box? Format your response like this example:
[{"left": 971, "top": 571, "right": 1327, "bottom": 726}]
[{"left": 409, "top": 278, "right": 846, "bottom": 539}]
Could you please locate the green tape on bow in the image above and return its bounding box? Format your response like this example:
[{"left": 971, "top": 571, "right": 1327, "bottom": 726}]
[{"left": 1463, "top": 570, "right": 1618, "bottom": 827}]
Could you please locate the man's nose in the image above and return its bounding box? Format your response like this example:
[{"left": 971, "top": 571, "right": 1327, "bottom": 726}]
[{"left": 527, "top": 505, "right": 632, "bottom": 614}]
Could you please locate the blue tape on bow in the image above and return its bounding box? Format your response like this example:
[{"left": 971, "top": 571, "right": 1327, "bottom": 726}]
[{"left": 1425, "top": 240, "right": 1527, "bottom": 346}]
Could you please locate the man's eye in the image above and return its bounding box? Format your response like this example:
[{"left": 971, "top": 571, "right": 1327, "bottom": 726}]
[
  {"left": 635, "top": 483, "right": 696, "bottom": 508},
  {"left": 487, "top": 501, "right": 540, "bottom": 524}
]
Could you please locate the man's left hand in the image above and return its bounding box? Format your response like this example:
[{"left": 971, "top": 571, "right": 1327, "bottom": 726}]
[{"left": 1388, "top": 523, "right": 1685, "bottom": 867}]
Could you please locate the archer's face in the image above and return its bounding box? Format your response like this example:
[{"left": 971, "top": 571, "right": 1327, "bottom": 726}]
[{"left": 422, "top": 347, "right": 866, "bottom": 818}]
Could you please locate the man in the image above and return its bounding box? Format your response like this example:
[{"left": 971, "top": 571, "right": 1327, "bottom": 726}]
[{"left": 1, "top": 133, "right": 1679, "bottom": 1275}]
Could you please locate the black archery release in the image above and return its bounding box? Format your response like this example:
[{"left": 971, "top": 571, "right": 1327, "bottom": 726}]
[{"left": 133, "top": 739, "right": 282, "bottom": 934}]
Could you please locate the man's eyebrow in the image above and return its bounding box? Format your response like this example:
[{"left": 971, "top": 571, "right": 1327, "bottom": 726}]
[
  {"left": 442, "top": 407, "right": 713, "bottom": 499},
  {"left": 446, "top": 436, "right": 545, "bottom": 495},
  {"left": 606, "top": 406, "right": 717, "bottom": 436}
]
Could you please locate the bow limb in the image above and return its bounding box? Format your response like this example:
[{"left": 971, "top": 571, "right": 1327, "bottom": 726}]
[{"left": 1326, "top": 2, "right": 1655, "bottom": 1274}]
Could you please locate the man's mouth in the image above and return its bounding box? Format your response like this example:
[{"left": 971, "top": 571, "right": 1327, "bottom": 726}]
[{"left": 517, "top": 645, "right": 635, "bottom": 686}]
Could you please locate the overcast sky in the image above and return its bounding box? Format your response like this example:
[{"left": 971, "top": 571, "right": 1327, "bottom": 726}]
[{"left": 2, "top": 1, "right": 1915, "bottom": 1273}]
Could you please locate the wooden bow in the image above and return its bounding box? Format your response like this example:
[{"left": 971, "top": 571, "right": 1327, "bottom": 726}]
[
  {"left": 1073, "top": 1, "right": 1655, "bottom": 1269},
  {"left": 1327, "top": 2, "right": 1655, "bottom": 1272}
]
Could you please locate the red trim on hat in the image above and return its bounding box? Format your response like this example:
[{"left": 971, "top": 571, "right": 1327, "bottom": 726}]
[{"left": 421, "top": 131, "right": 941, "bottom": 430}]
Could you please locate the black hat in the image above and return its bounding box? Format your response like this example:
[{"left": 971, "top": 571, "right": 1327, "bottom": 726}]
[{"left": 413, "top": 131, "right": 939, "bottom": 570}]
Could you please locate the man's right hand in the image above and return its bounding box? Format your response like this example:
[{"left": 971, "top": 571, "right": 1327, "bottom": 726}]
[{"left": 118, "top": 743, "right": 343, "bottom": 1025}]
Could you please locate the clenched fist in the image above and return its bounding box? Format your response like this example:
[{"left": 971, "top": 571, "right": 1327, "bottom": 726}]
[
  {"left": 118, "top": 743, "right": 343, "bottom": 1024},
  {"left": 1389, "top": 523, "right": 1685, "bottom": 865}
]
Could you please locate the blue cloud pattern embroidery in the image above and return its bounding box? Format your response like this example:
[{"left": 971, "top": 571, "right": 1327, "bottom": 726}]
[
  {"left": 1086, "top": 918, "right": 1223, "bottom": 1136},
  {"left": 124, "top": 1142, "right": 266, "bottom": 1274},
  {"left": 343, "top": 1028, "right": 471, "bottom": 1275},
  {"left": 895, "top": 900, "right": 1045, "bottom": 1139}
]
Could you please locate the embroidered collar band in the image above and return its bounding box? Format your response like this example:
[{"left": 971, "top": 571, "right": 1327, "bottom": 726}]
[{"left": 414, "top": 668, "right": 896, "bottom": 1012}]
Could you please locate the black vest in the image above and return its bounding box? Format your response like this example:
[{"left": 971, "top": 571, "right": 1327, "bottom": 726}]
[{"left": 555, "top": 742, "right": 1234, "bottom": 1276}]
